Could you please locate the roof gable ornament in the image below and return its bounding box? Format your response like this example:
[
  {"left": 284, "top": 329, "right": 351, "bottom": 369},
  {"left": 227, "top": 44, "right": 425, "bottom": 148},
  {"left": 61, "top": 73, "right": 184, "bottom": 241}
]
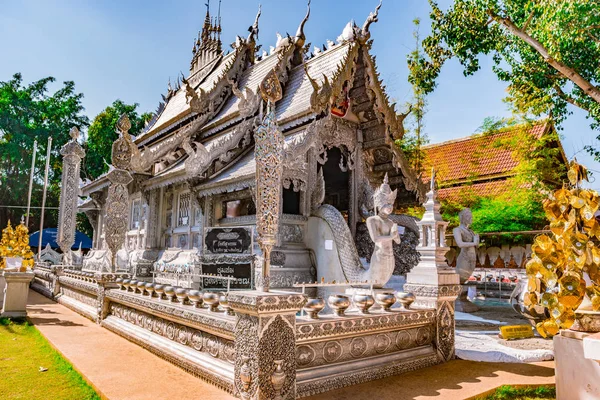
[
  {"left": 303, "top": 62, "right": 332, "bottom": 114},
  {"left": 246, "top": 4, "right": 261, "bottom": 44},
  {"left": 260, "top": 68, "right": 283, "bottom": 103},
  {"left": 336, "top": 1, "right": 382, "bottom": 44},
  {"left": 274, "top": 0, "right": 310, "bottom": 58},
  {"left": 228, "top": 77, "right": 261, "bottom": 118},
  {"left": 181, "top": 73, "right": 210, "bottom": 114},
  {"left": 294, "top": 0, "right": 311, "bottom": 49},
  {"left": 360, "top": 0, "right": 382, "bottom": 42}
]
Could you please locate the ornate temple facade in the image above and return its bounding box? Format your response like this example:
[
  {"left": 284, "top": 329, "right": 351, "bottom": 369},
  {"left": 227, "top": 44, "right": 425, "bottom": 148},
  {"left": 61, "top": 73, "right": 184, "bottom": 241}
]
[
  {"left": 80, "top": 2, "right": 426, "bottom": 290},
  {"left": 32, "top": 4, "right": 464, "bottom": 396}
]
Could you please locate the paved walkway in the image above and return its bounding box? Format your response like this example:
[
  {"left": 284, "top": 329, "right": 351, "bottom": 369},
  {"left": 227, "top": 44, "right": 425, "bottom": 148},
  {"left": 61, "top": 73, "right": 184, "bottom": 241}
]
[
  {"left": 307, "top": 359, "right": 555, "bottom": 400},
  {"left": 26, "top": 290, "right": 235, "bottom": 400},
  {"left": 26, "top": 290, "right": 555, "bottom": 400}
]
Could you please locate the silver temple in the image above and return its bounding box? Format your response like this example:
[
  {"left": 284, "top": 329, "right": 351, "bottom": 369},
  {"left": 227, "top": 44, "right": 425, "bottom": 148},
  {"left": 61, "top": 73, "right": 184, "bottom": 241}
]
[{"left": 34, "top": 2, "right": 461, "bottom": 398}]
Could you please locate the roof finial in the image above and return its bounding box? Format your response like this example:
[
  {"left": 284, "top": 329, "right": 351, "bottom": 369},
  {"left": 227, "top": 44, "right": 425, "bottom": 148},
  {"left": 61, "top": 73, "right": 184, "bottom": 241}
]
[
  {"left": 247, "top": 4, "right": 261, "bottom": 43},
  {"left": 294, "top": 0, "right": 311, "bottom": 48},
  {"left": 360, "top": 0, "right": 382, "bottom": 42}
]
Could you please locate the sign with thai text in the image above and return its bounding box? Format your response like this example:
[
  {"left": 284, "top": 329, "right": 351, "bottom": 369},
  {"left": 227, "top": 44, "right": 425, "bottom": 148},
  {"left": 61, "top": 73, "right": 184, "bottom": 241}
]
[
  {"left": 203, "top": 227, "right": 253, "bottom": 255},
  {"left": 201, "top": 263, "right": 252, "bottom": 290},
  {"left": 499, "top": 325, "right": 534, "bottom": 340}
]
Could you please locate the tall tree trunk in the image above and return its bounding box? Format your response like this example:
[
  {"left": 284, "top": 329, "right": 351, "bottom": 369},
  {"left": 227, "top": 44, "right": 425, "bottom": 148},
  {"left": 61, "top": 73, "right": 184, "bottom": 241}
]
[{"left": 490, "top": 11, "right": 600, "bottom": 105}]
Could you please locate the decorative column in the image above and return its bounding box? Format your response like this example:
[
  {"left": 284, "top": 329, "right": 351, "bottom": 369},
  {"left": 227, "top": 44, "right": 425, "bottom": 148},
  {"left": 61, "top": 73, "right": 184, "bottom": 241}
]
[
  {"left": 254, "top": 69, "right": 284, "bottom": 292},
  {"left": 228, "top": 291, "right": 306, "bottom": 400},
  {"left": 104, "top": 115, "right": 135, "bottom": 272},
  {"left": 404, "top": 169, "right": 460, "bottom": 362},
  {"left": 57, "top": 127, "right": 85, "bottom": 266}
]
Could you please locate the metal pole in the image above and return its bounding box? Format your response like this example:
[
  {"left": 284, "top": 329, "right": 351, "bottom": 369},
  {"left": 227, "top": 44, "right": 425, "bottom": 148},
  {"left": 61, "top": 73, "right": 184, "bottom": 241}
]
[
  {"left": 37, "top": 137, "right": 52, "bottom": 258},
  {"left": 26, "top": 139, "right": 38, "bottom": 227}
]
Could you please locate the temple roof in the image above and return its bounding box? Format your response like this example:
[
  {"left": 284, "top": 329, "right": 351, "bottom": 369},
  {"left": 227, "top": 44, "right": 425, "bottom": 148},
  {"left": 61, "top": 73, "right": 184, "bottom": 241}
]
[
  {"left": 422, "top": 121, "right": 567, "bottom": 201},
  {"left": 423, "top": 122, "right": 550, "bottom": 184},
  {"left": 82, "top": 2, "right": 425, "bottom": 201}
]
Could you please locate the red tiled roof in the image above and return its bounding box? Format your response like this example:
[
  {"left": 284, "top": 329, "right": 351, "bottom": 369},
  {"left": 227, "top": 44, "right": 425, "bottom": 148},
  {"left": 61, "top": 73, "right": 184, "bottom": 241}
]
[
  {"left": 437, "top": 180, "right": 512, "bottom": 203},
  {"left": 422, "top": 122, "right": 549, "bottom": 185}
]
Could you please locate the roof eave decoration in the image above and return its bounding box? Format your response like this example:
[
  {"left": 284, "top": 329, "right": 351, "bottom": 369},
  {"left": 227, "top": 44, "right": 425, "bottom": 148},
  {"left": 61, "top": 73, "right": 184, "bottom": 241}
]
[
  {"left": 359, "top": 36, "right": 427, "bottom": 200},
  {"left": 228, "top": 76, "right": 261, "bottom": 119},
  {"left": 183, "top": 118, "right": 256, "bottom": 179},
  {"left": 131, "top": 43, "right": 256, "bottom": 173},
  {"left": 300, "top": 43, "right": 359, "bottom": 119}
]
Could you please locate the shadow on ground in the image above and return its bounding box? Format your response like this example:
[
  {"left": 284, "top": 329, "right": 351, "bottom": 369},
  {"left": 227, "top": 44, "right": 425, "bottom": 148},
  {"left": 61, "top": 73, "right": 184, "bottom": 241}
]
[{"left": 305, "top": 359, "right": 555, "bottom": 400}]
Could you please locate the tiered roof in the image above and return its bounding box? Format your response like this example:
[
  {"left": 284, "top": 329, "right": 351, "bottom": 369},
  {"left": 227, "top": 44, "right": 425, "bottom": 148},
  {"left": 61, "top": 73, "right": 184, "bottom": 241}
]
[{"left": 82, "top": 1, "right": 425, "bottom": 203}]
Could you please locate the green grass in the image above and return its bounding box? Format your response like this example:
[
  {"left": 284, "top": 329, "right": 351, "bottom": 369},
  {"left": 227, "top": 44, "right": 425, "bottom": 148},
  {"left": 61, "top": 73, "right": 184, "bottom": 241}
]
[
  {"left": 478, "top": 385, "right": 556, "bottom": 400},
  {"left": 0, "top": 317, "right": 100, "bottom": 400}
]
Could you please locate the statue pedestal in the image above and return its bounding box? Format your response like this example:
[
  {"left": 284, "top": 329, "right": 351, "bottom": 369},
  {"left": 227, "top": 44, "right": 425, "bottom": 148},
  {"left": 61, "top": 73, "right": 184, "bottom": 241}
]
[
  {"left": 1, "top": 271, "right": 35, "bottom": 318},
  {"left": 455, "top": 285, "right": 479, "bottom": 313},
  {"left": 555, "top": 329, "right": 600, "bottom": 399},
  {"left": 228, "top": 290, "right": 306, "bottom": 400},
  {"left": 405, "top": 267, "right": 460, "bottom": 362}
]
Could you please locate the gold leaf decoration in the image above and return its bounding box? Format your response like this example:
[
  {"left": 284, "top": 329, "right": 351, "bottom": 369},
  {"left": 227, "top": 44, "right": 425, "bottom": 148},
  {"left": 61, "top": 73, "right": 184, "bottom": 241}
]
[{"left": 526, "top": 160, "right": 600, "bottom": 336}]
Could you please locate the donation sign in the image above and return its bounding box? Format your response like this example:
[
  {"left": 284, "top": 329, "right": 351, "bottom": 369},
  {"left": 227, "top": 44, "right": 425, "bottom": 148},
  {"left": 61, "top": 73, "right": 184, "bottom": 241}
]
[
  {"left": 202, "top": 226, "right": 254, "bottom": 290},
  {"left": 204, "top": 227, "right": 253, "bottom": 255},
  {"left": 499, "top": 325, "right": 534, "bottom": 340},
  {"left": 201, "top": 263, "right": 252, "bottom": 290}
]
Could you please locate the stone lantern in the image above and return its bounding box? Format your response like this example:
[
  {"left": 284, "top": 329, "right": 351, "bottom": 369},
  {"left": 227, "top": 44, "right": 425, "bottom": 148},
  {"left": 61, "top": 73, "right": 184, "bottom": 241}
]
[
  {"left": 404, "top": 169, "right": 460, "bottom": 362},
  {"left": 415, "top": 169, "right": 451, "bottom": 272}
]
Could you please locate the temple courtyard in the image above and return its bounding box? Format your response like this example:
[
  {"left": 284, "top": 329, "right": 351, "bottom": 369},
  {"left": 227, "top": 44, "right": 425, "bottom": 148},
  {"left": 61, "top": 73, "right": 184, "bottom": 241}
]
[{"left": 12, "top": 290, "right": 553, "bottom": 400}]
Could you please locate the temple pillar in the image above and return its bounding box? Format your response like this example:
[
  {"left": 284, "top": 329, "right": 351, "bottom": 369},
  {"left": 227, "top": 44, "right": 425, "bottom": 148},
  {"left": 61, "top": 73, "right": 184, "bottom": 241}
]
[
  {"left": 57, "top": 127, "right": 85, "bottom": 265},
  {"left": 404, "top": 170, "right": 460, "bottom": 362},
  {"left": 254, "top": 70, "right": 285, "bottom": 292},
  {"left": 104, "top": 114, "right": 135, "bottom": 272},
  {"left": 228, "top": 291, "right": 306, "bottom": 400}
]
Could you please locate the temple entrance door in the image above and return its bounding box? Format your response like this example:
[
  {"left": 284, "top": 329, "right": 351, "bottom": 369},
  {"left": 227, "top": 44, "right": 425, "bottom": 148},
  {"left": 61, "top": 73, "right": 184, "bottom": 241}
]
[{"left": 321, "top": 147, "right": 350, "bottom": 224}]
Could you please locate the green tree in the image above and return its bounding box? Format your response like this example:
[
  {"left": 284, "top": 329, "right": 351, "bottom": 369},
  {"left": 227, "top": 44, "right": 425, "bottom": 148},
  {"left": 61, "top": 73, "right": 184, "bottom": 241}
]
[
  {"left": 84, "top": 100, "right": 151, "bottom": 180},
  {"left": 396, "top": 18, "right": 430, "bottom": 175},
  {"left": 409, "top": 0, "right": 600, "bottom": 158},
  {"left": 0, "top": 73, "right": 89, "bottom": 231}
]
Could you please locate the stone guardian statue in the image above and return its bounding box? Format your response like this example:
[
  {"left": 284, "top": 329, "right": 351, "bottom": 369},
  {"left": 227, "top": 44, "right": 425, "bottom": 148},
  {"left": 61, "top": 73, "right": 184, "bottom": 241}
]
[
  {"left": 366, "top": 173, "right": 400, "bottom": 287},
  {"left": 453, "top": 208, "right": 480, "bottom": 312}
]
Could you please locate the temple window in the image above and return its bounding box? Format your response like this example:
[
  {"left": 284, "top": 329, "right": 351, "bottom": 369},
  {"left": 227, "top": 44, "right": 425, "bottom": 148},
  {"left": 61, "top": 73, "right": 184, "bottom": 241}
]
[
  {"left": 177, "top": 192, "right": 191, "bottom": 226},
  {"left": 131, "top": 199, "right": 141, "bottom": 229},
  {"left": 222, "top": 197, "right": 255, "bottom": 218},
  {"left": 283, "top": 186, "right": 301, "bottom": 215}
]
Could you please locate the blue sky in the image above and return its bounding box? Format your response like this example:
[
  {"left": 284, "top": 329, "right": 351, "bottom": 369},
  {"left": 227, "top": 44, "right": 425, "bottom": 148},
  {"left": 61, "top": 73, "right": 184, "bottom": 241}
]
[{"left": 1, "top": 0, "right": 599, "bottom": 188}]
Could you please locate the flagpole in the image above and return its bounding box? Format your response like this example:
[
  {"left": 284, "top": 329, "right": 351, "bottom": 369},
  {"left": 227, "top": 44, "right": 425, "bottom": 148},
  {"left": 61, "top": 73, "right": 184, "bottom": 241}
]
[
  {"left": 38, "top": 137, "right": 52, "bottom": 258},
  {"left": 25, "top": 140, "right": 38, "bottom": 227}
]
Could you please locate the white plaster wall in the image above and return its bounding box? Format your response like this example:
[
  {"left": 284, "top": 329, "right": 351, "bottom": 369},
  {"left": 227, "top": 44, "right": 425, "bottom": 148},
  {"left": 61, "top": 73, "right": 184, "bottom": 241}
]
[{"left": 555, "top": 334, "right": 600, "bottom": 400}]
